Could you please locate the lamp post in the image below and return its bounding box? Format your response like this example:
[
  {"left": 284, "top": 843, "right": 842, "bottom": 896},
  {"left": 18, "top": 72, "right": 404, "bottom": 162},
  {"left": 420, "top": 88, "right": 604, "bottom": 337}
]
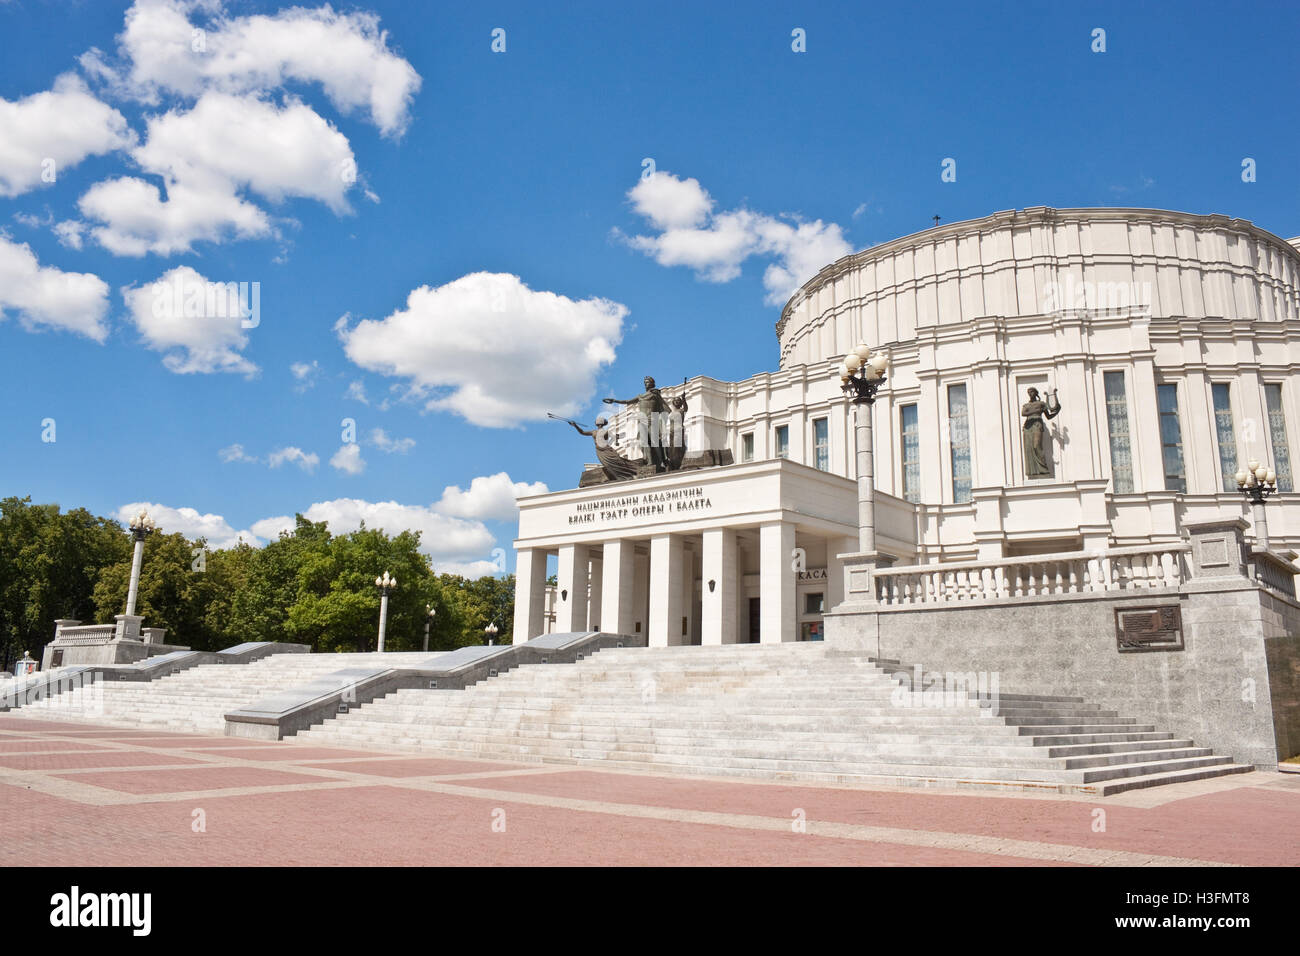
[
  {"left": 374, "top": 571, "right": 397, "bottom": 652},
  {"left": 1235, "top": 459, "right": 1279, "bottom": 550},
  {"left": 423, "top": 604, "right": 436, "bottom": 652},
  {"left": 838, "top": 344, "right": 890, "bottom": 553},
  {"left": 484, "top": 621, "right": 498, "bottom": 646},
  {"left": 124, "top": 509, "right": 156, "bottom": 617}
]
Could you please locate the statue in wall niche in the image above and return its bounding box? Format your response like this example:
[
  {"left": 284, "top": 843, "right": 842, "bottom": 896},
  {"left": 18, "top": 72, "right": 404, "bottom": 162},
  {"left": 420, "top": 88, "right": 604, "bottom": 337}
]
[{"left": 1021, "top": 387, "right": 1062, "bottom": 479}]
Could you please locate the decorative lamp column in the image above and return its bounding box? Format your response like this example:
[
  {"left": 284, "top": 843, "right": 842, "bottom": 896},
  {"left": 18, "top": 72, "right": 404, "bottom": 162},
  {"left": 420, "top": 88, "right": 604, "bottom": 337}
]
[
  {"left": 839, "top": 345, "right": 890, "bottom": 553},
  {"left": 1235, "top": 459, "right": 1279, "bottom": 550},
  {"left": 374, "top": 571, "right": 397, "bottom": 652},
  {"left": 424, "top": 604, "right": 436, "bottom": 652},
  {"left": 124, "top": 509, "right": 156, "bottom": 617},
  {"left": 484, "top": 621, "right": 498, "bottom": 646}
]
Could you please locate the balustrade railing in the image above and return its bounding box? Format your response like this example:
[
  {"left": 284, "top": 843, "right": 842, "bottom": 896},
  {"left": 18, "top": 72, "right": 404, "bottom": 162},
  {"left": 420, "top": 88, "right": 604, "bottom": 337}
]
[
  {"left": 1250, "top": 551, "right": 1298, "bottom": 599},
  {"left": 52, "top": 625, "right": 119, "bottom": 645},
  {"left": 874, "top": 543, "right": 1190, "bottom": 607}
]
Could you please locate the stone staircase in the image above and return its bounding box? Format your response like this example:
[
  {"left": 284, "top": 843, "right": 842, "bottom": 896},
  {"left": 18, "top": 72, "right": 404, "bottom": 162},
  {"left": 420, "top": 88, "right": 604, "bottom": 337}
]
[
  {"left": 15, "top": 652, "right": 434, "bottom": 734},
  {"left": 294, "top": 643, "right": 1253, "bottom": 795}
]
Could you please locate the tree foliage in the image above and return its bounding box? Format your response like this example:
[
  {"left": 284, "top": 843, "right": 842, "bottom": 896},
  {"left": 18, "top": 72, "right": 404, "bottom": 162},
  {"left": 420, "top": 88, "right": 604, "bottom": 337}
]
[{"left": 0, "top": 499, "right": 515, "bottom": 666}]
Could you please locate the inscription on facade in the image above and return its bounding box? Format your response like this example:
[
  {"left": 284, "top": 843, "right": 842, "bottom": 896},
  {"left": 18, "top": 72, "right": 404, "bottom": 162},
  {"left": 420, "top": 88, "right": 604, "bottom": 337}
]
[
  {"left": 1115, "top": 605, "right": 1184, "bottom": 652},
  {"left": 567, "top": 486, "right": 714, "bottom": 526}
]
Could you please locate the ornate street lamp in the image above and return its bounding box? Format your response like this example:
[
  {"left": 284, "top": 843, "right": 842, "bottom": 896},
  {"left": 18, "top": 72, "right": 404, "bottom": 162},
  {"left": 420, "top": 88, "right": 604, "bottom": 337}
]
[
  {"left": 484, "top": 621, "right": 498, "bottom": 646},
  {"left": 124, "top": 509, "right": 156, "bottom": 617},
  {"left": 1235, "top": 459, "right": 1279, "bottom": 550},
  {"left": 423, "top": 604, "right": 436, "bottom": 652},
  {"left": 374, "top": 571, "right": 397, "bottom": 653},
  {"left": 837, "top": 344, "right": 890, "bottom": 552}
]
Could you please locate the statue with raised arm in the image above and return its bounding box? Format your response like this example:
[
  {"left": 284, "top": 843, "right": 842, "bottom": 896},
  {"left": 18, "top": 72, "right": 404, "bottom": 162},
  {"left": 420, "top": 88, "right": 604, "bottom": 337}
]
[
  {"left": 561, "top": 415, "right": 637, "bottom": 483},
  {"left": 603, "top": 375, "right": 669, "bottom": 472},
  {"left": 1021, "top": 386, "right": 1061, "bottom": 478}
]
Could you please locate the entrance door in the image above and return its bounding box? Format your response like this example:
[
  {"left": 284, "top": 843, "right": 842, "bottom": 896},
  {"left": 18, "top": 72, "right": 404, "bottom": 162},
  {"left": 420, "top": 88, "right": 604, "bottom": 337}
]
[{"left": 747, "top": 598, "right": 761, "bottom": 643}]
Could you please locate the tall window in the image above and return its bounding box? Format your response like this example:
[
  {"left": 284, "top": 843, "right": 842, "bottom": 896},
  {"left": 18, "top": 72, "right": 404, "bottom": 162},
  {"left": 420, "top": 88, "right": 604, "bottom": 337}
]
[
  {"left": 1211, "top": 383, "right": 1238, "bottom": 491},
  {"left": 812, "top": 418, "right": 829, "bottom": 471},
  {"left": 900, "top": 404, "right": 920, "bottom": 503},
  {"left": 1264, "top": 384, "right": 1293, "bottom": 492},
  {"left": 774, "top": 425, "right": 789, "bottom": 459},
  {"left": 741, "top": 432, "right": 754, "bottom": 463},
  {"left": 1104, "top": 371, "right": 1134, "bottom": 493},
  {"left": 1157, "top": 383, "right": 1186, "bottom": 493},
  {"left": 947, "top": 384, "right": 971, "bottom": 503}
]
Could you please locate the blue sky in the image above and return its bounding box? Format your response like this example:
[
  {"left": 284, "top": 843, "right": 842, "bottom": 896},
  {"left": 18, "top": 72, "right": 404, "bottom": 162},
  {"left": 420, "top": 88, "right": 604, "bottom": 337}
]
[{"left": 1, "top": 0, "right": 1297, "bottom": 575}]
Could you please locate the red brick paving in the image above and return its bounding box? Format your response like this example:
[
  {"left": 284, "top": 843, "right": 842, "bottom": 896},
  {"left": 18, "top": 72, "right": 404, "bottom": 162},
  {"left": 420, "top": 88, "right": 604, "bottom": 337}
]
[
  {"left": 0, "top": 740, "right": 110, "bottom": 753},
  {"left": 62, "top": 766, "right": 333, "bottom": 795},
  {"left": 2, "top": 715, "right": 1296, "bottom": 866},
  {"left": 0, "top": 750, "right": 202, "bottom": 771}
]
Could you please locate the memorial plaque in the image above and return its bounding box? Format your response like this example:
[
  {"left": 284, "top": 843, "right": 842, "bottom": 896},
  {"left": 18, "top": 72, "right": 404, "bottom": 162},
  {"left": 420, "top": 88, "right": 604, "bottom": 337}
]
[{"left": 1115, "top": 605, "right": 1184, "bottom": 652}]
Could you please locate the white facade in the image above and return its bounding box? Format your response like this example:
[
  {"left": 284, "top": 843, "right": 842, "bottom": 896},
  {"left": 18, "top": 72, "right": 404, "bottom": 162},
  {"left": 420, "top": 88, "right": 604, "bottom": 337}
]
[{"left": 516, "top": 207, "right": 1300, "bottom": 642}]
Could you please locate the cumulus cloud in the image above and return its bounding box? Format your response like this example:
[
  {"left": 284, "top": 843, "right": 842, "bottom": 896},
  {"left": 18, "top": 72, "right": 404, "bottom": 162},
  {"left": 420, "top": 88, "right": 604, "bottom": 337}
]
[
  {"left": 290, "top": 359, "right": 320, "bottom": 391},
  {"left": 618, "top": 170, "right": 853, "bottom": 306},
  {"left": 77, "top": 92, "right": 355, "bottom": 256},
  {"left": 268, "top": 446, "right": 319, "bottom": 472},
  {"left": 434, "top": 472, "right": 548, "bottom": 523},
  {"left": 116, "top": 501, "right": 260, "bottom": 549},
  {"left": 250, "top": 497, "right": 495, "bottom": 568},
  {"left": 0, "top": 234, "right": 112, "bottom": 341},
  {"left": 339, "top": 272, "right": 627, "bottom": 428},
  {"left": 330, "top": 442, "right": 365, "bottom": 474},
  {"left": 218, "top": 443, "right": 259, "bottom": 463},
  {"left": 368, "top": 428, "right": 413, "bottom": 454},
  {"left": 0, "top": 74, "right": 135, "bottom": 198},
  {"left": 80, "top": 0, "right": 421, "bottom": 137},
  {"left": 121, "top": 265, "right": 259, "bottom": 374}
]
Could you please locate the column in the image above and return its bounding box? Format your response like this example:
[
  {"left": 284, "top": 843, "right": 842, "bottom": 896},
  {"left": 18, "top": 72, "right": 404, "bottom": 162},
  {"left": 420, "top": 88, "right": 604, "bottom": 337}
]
[
  {"left": 555, "top": 543, "right": 589, "bottom": 633},
  {"left": 702, "top": 529, "right": 739, "bottom": 644},
  {"left": 648, "top": 534, "right": 683, "bottom": 647},
  {"left": 600, "top": 539, "right": 637, "bottom": 636},
  {"left": 512, "top": 548, "right": 547, "bottom": 644},
  {"left": 760, "top": 521, "right": 796, "bottom": 643},
  {"left": 586, "top": 555, "right": 603, "bottom": 631}
]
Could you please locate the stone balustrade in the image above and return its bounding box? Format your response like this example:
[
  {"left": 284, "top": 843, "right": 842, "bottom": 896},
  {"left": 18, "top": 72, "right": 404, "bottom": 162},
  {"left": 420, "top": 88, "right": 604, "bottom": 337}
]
[
  {"left": 50, "top": 625, "right": 120, "bottom": 645},
  {"left": 1250, "top": 550, "right": 1298, "bottom": 599},
  {"left": 873, "top": 543, "right": 1190, "bottom": 607}
]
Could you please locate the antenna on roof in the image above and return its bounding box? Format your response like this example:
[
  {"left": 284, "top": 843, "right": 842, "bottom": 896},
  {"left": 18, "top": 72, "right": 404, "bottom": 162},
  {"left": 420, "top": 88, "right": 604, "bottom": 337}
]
[{"left": 933, "top": 215, "right": 941, "bottom": 227}]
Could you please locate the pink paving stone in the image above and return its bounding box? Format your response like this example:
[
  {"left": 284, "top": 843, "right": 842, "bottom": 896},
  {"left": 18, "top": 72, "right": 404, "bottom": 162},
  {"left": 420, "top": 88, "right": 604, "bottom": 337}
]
[
  {"left": 0, "top": 782, "right": 1066, "bottom": 867},
  {"left": 0, "top": 750, "right": 202, "bottom": 771},
  {"left": 297, "top": 757, "right": 526, "bottom": 778},
  {"left": 59, "top": 766, "right": 334, "bottom": 795},
  {"left": 122, "top": 737, "right": 280, "bottom": 749},
  {"left": 0, "top": 740, "right": 110, "bottom": 753},
  {"left": 214, "top": 746, "right": 379, "bottom": 762},
  {"left": 446, "top": 769, "right": 1300, "bottom": 866}
]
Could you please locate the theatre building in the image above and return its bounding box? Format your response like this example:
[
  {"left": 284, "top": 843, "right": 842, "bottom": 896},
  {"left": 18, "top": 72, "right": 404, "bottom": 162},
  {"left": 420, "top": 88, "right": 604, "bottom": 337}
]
[{"left": 512, "top": 206, "right": 1300, "bottom": 646}]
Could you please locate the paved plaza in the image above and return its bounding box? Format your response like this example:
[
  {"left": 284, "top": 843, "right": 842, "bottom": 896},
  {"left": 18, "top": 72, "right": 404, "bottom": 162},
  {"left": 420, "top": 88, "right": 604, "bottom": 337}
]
[{"left": 2, "top": 714, "right": 1296, "bottom": 867}]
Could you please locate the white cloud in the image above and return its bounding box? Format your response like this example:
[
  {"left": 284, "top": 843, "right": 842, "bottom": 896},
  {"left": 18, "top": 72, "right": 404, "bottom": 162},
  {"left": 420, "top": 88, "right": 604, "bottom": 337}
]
[
  {"left": 291, "top": 359, "right": 320, "bottom": 391},
  {"left": 0, "top": 74, "right": 135, "bottom": 198},
  {"left": 116, "top": 501, "right": 260, "bottom": 549},
  {"left": 218, "top": 442, "right": 258, "bottom": 463},
  {"left": 53, "top": 220, "right": 87, "bottom": 250},
  {"left": 369, "top": 428, "right": 413, "bottom": 454},
  {"left": 434, "top": 472, "right": 548, "bottom": 523},
  {"left": 339, "top": 272, "right": 627, "bottom": 428},
  {"left": 77, "top": 92, "right": 355, "bottom": 256},
  {"left": 0, "top": 234, "right": 111, "bottom": 341},
  {"left": 268, "top": 446, "right": 319, "bottom": 472},
  {"left": 81, "top": 0, "right": 421, "bottom": 137},
  {"left": 250, "top": 497, "right": 495, "bottom": 567},
  {"left": 121, "top": 265, "right": 258, "bottom": 374},
  {"left": 330, "top": 442, "right": 365, "bottom": 475},
  {"left": 619, "top": 171, "right": 853, "bottom": 305}
]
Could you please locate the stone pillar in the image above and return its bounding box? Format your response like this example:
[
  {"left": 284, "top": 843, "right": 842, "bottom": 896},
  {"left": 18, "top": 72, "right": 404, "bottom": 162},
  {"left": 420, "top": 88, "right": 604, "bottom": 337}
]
[
  {"left": 1184, "top": 519, "right": 1250, "bottom": 580},
  {"left": 648, "top": 534, "right": 683, "bottom": 647},
  {"left": 854, "top": 402, "right": 876, "bottom": 553},
  {"left": 587, "top": 555, "right": 603, "bottom": 631},
  {"left": 827, "top": 535, "right": 856, "bottom": 609},
  {"left": 760, "top": 521, "right": 796, "bottom": 643},
  {"left": 513, "top": 548, "right": 548, "bottom": 644},
  {"left": 555, "top": 544, "right": 589, "bottom": 633},
  {"left": 600, "top": 540, "right": 637, "bottom": 637},
  {"left": 701, "top": 529, "right": 738, "bottom": 645}
]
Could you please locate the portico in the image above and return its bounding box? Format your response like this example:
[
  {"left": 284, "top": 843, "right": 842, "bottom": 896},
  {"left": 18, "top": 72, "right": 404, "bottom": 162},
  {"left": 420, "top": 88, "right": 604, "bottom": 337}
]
[{"left": 513, "top": 459, "right": 910, "bottom": 645}]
